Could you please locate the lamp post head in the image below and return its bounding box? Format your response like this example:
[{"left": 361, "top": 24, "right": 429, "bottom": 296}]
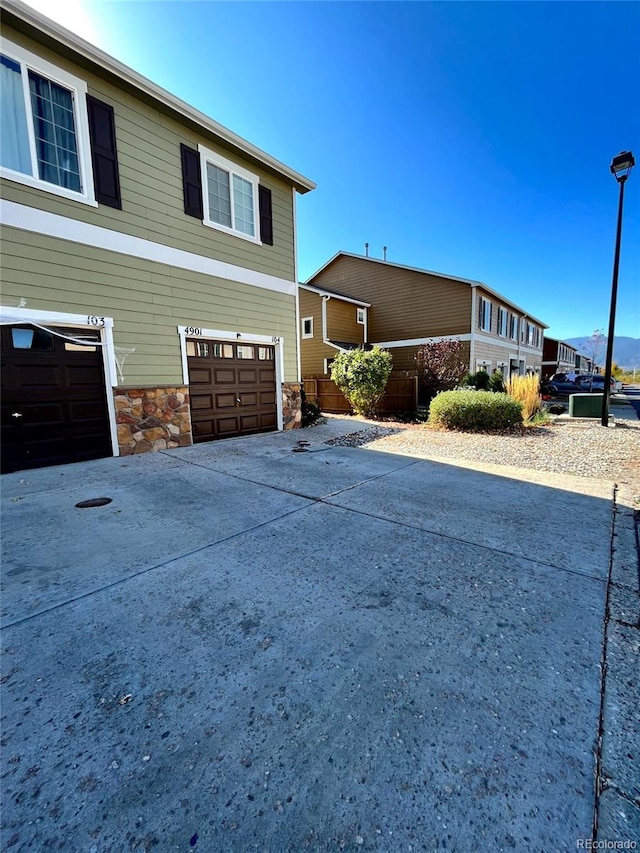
[{"left": 610, "top": 150, "right": 635, "bottom": 182}]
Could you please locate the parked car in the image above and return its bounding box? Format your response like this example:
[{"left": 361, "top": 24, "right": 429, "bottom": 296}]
[
  {"left": 547, "top": 379, "right": 584, "bottom": 396},
  {"left": 575, "top": 375, "right": 620, "bottom": 393}
]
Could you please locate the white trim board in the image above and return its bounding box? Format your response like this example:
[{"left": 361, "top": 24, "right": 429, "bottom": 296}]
[
  {"left": 373, "top": 334, "right": 472, "bottom": 348},
  {"left": 1, "top": 200, "right": 296, "bottom": 297}
]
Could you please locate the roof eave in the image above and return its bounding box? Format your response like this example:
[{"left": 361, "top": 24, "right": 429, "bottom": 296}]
[{"left": 1, "top": 0, "right": 316, "bottom": 194}]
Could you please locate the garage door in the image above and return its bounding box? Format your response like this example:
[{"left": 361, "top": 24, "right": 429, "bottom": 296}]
[
  {"left": 1, "top": 325, "right": 112, "bottom": 474},
  {"left": 187, "top": 339, "right": 277, "bottom": 442}
]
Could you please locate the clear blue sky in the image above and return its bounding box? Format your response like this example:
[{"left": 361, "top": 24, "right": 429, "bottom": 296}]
[{"left": 26, "top": 0, "right": 640, "bottom": 340}]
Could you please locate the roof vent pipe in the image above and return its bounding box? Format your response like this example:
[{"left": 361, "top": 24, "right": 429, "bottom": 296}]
[
  {"left": 364, "top": 242, "right": 369, "bottom": 257},
  {"left": 383, "top": 246, "right": 387, "bottom": 261}
]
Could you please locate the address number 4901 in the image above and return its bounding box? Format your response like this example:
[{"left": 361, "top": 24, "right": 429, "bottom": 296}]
[{"left": 185, "top": 327, "right": 202, "bottom": 336}]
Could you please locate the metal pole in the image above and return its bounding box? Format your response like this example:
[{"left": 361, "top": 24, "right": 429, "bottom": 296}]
[{"left": 601, "top": 176, "right": 627, "bottom": 426}]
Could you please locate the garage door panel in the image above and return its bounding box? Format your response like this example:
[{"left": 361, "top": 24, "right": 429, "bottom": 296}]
[
  {"left": 10, "top": 363, "right": 61, "bottom": 389},
  {"left": 239, "top": 414, "right": 259, "bottom": 432},
  {"left": 238, "top": 369, "right": 258, "bottom": 384},
  {"left": 189, "top": 368, "right": 213, "bottom": 385},
  {"left": 191, "top": 393, "right": 214, "bottom": 411},
  {"left": 214, "top": 393, "right": 237, "bottom": 410},
  {"left": 64, "top": 364, "right": 106, "bottom": 388},
  {"left": 238, "top": 392, "right": 257, "bottom": 407},
  {"left": 187, "top": 338, "right": 276, "bottom": 443},
  {"left": 213, "top": 368, "right": 236, "bottom": 384},
  {"left": 216, "top": 416, "right": 241, "bottom": 435}
]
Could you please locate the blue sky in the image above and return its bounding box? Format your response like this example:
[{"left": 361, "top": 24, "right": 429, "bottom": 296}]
[{"left": 25, "top": 0, "right": 640, "bottom": 340}]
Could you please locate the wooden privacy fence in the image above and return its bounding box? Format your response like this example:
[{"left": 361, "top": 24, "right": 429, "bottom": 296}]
[{"left": 303, "top": 373, "right": 418, "bottom": 415}]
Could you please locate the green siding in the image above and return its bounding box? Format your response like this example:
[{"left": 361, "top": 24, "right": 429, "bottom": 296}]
[
  {"left": 2, "top": 26, "right": 297, "bottom": 283},
  {"left": 1, "top": 228, "right": 298, "bottom": 385}
]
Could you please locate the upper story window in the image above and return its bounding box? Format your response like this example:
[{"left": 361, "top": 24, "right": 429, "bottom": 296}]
[
  {"left": 497, "top": 307, "right": 507, "bottom": 337},
  {"left": 478, "top": 296, "right": 492, "bottom": 332},
  {"left": 526, "top": 324, "right": 541, "bottom": 347},
  {"left": 509, "top": 314, "right": 518, "bottom": 341},
  {"left": 198, "top": 145, "right": 260, "bottom": 242},
  {"left": 356, "top": 307, "right": 365, "bottom": 325},
  {"left": 0, "top": 40, "right": 96, "bottom": 205},
  {"left": 301, "top": 317, "right": 313, "bottom": 339}
]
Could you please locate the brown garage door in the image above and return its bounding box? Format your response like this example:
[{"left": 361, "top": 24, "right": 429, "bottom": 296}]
[
  {"left": 187, "top": 339, "right": 277, "bottom": 442},
  {"left": 1, "top": 325, "right": 112, "bottom": 474}
]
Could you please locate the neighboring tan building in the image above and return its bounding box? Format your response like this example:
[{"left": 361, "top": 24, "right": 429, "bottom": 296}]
[
  {"left": 0, "top": 0, "right": 314, "bottom": 473},
  {"left": 298, "top": 283, "right": 370, "bottom": 377},
  {"left": 304, "top": 252, "right": 547, "bottom": 384}
]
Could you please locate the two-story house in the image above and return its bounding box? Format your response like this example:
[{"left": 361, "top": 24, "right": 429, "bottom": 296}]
[
  {"left": 542, "top": 336, "right": 593, "bottom": 379},
  {"left": 298, "top": 282, "right": 370, "bottom": 377},
  {"left": 0, "top": 0, "right": 314, "bottom": 473},
  {"left": 304, "top": 252, "right": 547, "bottom": 387}
]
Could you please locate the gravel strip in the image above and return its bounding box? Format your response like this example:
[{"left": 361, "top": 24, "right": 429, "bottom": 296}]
[{"left": 325, "top": 419, "right": 640, "bottom": 491}]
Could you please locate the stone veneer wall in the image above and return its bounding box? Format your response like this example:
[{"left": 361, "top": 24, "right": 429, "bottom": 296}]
[
  {"left": 115, "top": 386, "right": 192, "bottom": 455},
  {"left": 282, "top": 382, "right": 302, "bottom": 430}
]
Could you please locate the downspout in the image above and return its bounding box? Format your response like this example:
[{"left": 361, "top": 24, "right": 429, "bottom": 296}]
[
  {"left": 292, "top": 188, "right": 301, "bottom": 383},
  {"left": 321, "top": 294, "right": 331, "bottom": 344},
  {"left": 470, "top": 286, "right": 477, "bottom": 371}
]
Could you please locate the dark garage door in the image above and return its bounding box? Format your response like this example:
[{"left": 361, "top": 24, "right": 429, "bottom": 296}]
[
  {"left": 187, "top": 339, "right": 277, "bottom": 442},
  {"left": 1, "top": 325, "right": 112, "bottom": 474}
]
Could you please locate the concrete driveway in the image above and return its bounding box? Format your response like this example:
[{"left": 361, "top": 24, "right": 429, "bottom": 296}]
[{"left": 0, "top": 419, "right": 634, "bottom": 851}]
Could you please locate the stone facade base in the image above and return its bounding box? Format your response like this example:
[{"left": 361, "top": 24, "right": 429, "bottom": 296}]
[
  {"left": 282, "top": 382, "right": 302, "bottom": 430},
  {"left": 115, "top": 386, "right": 192, "bottom": 456}
]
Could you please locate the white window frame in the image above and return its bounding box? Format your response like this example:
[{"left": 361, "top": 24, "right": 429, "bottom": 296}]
[
  {"left": 301, "top": 316, "right": 313, "bottom": 339},
  {"left": 324, "top": 357, "right": 335, "bottom": 375},
  {"left": 198, "top": 144, "right": 261, "bottom": 244},
  {"left": 0, "top": 38, "right": 96, "bottom": 206},
  {"left": 498, "top": 307, "right": 507, "bottom": 337},
  {"left": 478, "top": 296, "right": 492, "bottom": 332},
  {"left": 476, "top": 360, "right": 492, "bottom": 373},
  {"left": 356, "top": 307, "right": 365, "bottom": 325}
]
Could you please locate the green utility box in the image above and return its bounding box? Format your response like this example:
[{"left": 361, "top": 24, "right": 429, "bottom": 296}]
[{"left": 569, "top": 393, "right": 604, "bottom": 417}]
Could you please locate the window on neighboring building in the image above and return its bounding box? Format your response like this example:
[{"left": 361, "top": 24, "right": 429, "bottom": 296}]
[
  {"left": 476, "top": 361, "right": 492, "bottom": 373},
  {"left": 302, "top": 317, "right": 313, "bottom": 339},
  {"left": 356, "top": 307, "right": 365, "bottom": 325},
  {"left": 509, "top": 314, "right": 518, "bottom": 341},
  {"left": 498, "top": 307, "right": 507, "bottom": 337},
  {"left": 478, "top": 296, "right": 492, "bottom": 332},
  {"left": 199, "top": 144, "right": 259, "bottom": 241},
  {"left": 0, "top": 41, "right": 94, "bottom": 202},
  {"left": 324, "top": 357, "right": 335, "bottom": 374}
]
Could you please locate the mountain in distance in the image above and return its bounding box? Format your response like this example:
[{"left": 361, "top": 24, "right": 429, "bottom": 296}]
[{"left": 564, "top": 336, "right": 640, "bottom": 370}]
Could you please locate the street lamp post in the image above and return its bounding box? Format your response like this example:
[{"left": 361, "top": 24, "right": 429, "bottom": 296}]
[{"left": 602, "top": 151, "right": 635, "bottom": 427}]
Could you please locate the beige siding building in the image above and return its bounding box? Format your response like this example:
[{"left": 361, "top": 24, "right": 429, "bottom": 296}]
[
  {"left": 305, "top": 253, "right": 547, "bottom": 385},
  {"left": 0, "top": 1, "right": 314, "bottom": 472}
]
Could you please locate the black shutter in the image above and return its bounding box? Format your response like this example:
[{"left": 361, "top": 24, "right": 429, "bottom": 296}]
[
  {"left": 87, "top": 95, "right": 121, "bottom": 209},
  {"left": 180, "top": 144, "right": 203, "bottom": 219},
  {"left": 259, "top": 185, "right": 273, "bottom": 245}
]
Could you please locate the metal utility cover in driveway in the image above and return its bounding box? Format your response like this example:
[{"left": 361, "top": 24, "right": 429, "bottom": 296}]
[{"left": 0, "top": 432, "right": 615, "bottom": 851}]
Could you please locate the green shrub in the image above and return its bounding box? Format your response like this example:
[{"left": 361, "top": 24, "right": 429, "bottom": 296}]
[
  {"left": 462, "top": 371, "right": 491, "bottom": 391},
  {"left": 428, "top": 390, "right": 523, "bottom": 432},
  {"left": 331, "top": 346, "right": 393, "bottom": 417},
  {"left": 488, "top": 371, "right": 505, "bottom": 393}
]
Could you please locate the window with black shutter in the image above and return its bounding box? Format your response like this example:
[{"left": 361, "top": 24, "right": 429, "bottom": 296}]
[
  {"left": 86, "top": 95, "right": 121, "bottom": 209},
  {"left": 180, "top": 144, "right": 204, "bottom": 219}
]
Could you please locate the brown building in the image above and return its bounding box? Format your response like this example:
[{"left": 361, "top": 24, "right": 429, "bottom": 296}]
[
  {"left": 303, "top": 252, "right": 547, "bottom": 381},
  {"left": 542, "top": 336, "right": 593, "bottom": 379}
]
